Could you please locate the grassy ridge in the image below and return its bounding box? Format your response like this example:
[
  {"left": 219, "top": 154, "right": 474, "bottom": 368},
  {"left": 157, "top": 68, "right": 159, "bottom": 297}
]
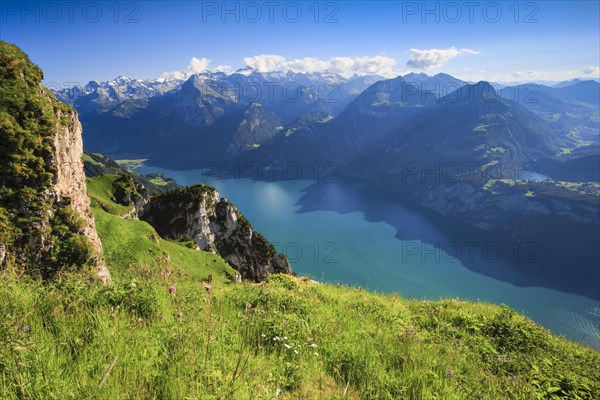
[{"left": 1, "top": 273, "right": 599, "bottom": 399}]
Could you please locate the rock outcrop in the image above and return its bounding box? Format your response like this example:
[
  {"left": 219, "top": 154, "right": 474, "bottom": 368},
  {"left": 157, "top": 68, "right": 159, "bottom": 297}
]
[
  {"left": 51, "top": 110, "right": 111, "bottom": 282},
  {"left": 0, "top": 244, "right": 5, "bottom": 267},
  {"left": 139, "top": 185, "right": 291, "bottom": 281},
  {"left": 110, "top": 174, "right": 150, "bottom": 219}
]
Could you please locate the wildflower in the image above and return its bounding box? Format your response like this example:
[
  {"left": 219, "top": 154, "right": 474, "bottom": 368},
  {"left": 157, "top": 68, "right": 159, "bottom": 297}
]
[
  {"left": 309, "top": 343, "right": 318, "bottom": 348},
  {"left": 283, "top": 336, "right": 288, "bottom": 340},
  {"left": 19, "top": 325, "right": 30, "bottom": 332},
  {"left": 447, "top": 369, "right": 453, "bottom": 377},
  {"left": 509, "top": 375, "right": 517, "bottom": 380},
  {"left": 168, "top": 285, "right": 176, "bottom": 294},
  {"left": 261, "top": 333, "right": 267, "bottom": 338},
  {"left": 204, "top": 284, "right": 212, "bottom": 292}
]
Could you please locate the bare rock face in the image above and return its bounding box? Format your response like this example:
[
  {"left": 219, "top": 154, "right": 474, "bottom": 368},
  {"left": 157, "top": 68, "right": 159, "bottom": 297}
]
[
  {"left": 139, "top": 185, "right": 291, "bottom": 281},
  {"left": 52, "top": 110, "right": 111, "bottom": 283},
  {"left": 0, "top": 244, "right": 5, "bottom": 267}
]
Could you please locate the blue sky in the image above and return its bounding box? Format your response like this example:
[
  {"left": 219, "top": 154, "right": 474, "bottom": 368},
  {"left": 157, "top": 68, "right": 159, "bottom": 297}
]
[{"left": 1, "top": 0, "right": 598, "bottom": 84}]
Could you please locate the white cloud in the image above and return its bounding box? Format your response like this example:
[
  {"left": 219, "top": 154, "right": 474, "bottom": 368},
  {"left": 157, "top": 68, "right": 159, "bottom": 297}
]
[
  {"left": 187, "top": 57, "right": 211, "bottom": 73},
  {"left": 159, "top": 54, "right": 599, "bottom": 85},
  {"left": 243, "top": 55, "right": 288, "bottom": 72},
  {"left": 243, "top": 54, "right": 398, "bottom": 77},
  {"left": 160, "top": 57, "right": 217, "bottom": 79},
  {"left": 338, "top": 56, "right": 397, "bottom": 76},
  {"left": 213, "top": 65, "right": 234, "bottom": 73},
  {"left": 406, "top": 47, "right": 480, "bottom": 70}
]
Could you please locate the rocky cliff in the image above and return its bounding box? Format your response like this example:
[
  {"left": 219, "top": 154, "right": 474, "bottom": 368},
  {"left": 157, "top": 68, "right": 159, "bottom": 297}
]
[
  {"left": 139, "top": 185, "right": 291, "bottom": 281},
  {"left": 0, "top": 41, "right": 110, "bottom": 282},
  {"left": 51, "top": 110, "right": 111, "bottom": 282}
]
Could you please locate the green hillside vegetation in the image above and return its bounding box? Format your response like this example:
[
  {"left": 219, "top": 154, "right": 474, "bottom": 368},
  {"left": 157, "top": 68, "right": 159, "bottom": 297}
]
[
  {"left": 87, "top": 174, "right": 137, "bottom": 216},
  {"left": 0, "top": 41, "right": 95, "bottom": 276},
  {"left": 0, "top": 174, "right": 598, "bottom": 399},
  {"left": 86, "top": 174, "right": 234, "bottom": 282}
]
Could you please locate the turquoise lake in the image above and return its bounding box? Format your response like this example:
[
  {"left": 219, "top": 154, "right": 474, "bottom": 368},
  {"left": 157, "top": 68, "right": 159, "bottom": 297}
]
[{"left": 139, "top": 166, "right": 600, "bottom": 350}]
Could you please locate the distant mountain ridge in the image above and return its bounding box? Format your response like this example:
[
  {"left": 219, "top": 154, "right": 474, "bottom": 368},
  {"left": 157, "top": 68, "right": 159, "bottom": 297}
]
[
  {"left": 54, "top": 69, "right": 384, "bottom": 118},
  {"left": 53, "top": 71, "right": 599, "bottom": 181}
]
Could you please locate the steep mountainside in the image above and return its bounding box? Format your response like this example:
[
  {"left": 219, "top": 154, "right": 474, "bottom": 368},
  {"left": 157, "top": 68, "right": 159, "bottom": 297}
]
[
  {"left": 357, "top": 82, "right": 566, "bottom": 173},
  {"left": 139, "top": 185, "right": 292, "bottom": 281},
  {"left": 500, "top": 81, "right": 599, "bottom": 147},
  {"left": 236, "top": 76, "right": 436, "bottom": 169},
  {"left": 0, "top": 41, "right": 110, "bottom": 282},
  {"left": 345, "top": 82, "right": 595, "bottom": 228}
]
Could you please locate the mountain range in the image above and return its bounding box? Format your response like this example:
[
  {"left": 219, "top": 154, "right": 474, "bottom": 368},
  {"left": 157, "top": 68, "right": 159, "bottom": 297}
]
[{"left": 54, "top": 70, "right": 598, "bottom": 173}]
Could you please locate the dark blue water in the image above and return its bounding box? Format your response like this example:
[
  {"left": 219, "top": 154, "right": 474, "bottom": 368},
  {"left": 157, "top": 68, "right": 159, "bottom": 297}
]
[{"left": 139, "top": 166, "right": 600, "bottom": 349}]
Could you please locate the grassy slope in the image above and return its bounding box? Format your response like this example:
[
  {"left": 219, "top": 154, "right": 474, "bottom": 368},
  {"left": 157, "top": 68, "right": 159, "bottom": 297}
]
[
  {"left": 87, "top": 175, "right": 235, "bottom": 283},
  {"left": 87, "top": 174, "right": 134, "bottom": 217},
  {"left": 0, "top": 176, "right": 599, "bottom": 399}
]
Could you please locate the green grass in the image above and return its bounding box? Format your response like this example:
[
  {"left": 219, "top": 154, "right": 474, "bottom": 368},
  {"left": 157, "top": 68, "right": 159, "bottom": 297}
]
[
  {"left": 82, "top": 153, "right": 103, "bottom": 167},
  {"left": 92, "top": 204, "right": 233, "bottom": 282},
  {"left": 148, "top": 176, "right": 171, "bottom": 187},
  {"left": 86, "top": 174, "right": 135, "bottom": 216},
  {"left": 1, "top": 272, "right": 598, "bottom": 399}
]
